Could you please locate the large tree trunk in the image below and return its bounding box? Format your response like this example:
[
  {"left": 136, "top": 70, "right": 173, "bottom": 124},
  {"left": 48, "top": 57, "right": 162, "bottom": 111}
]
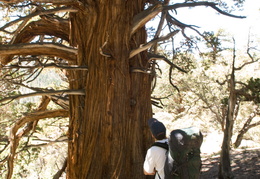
[{"left": 67, "top": 1, "right": 152, "bottom": 178}]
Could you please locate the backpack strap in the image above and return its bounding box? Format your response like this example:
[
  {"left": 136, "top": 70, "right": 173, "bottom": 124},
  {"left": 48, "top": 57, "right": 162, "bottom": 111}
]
[{"left": 151, "top": 142, "right": 168, "bottom": 150}]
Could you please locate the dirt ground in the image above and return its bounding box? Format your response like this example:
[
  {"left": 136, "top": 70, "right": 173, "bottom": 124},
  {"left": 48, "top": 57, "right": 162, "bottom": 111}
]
[
  {"left": 153, "top": 112, "right": 260, "bottom": 179},
  {"left": 200, "top": 148, "right": 260, "bottom": 179}
]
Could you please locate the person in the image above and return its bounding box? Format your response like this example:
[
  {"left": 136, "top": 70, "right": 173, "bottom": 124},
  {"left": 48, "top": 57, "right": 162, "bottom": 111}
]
[{"left": 144, "top": 118, "right": 168, "bottom": 179}]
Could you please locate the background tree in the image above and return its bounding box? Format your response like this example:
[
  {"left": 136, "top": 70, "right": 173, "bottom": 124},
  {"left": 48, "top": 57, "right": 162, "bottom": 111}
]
[
  {"left": 0, "top": 0, "right": 246, "bottom": 178},
  {"left": 153, "top": 31, "right": 260, "bottom": 178}
]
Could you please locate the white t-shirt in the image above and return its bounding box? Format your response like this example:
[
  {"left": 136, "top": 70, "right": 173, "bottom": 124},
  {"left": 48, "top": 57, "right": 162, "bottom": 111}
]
[{"left": 144, "top": 139, "right": 168, "bottom": 179}]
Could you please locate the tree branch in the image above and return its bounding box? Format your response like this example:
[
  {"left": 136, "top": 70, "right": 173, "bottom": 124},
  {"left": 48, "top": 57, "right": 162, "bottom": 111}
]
[
  {"left": 0, "top": 89, "right": 85, "bottom": 105},
  {"left": 0, "top": 43, "right": 77, "bottom": 65},
  {"left": 31, "top": 0, "right": 79, "bottom": 4},
  {"left": 53, "top": 158, "right": 67, "bottom": 179},
  {"left": 1, "top": 16, "right": 71, "bottom": 65},
  {"left": 27, "top": 136, "right": 68, "bottom": 148},
  {"left": 131, "top": 3, "right": 163, "bottom": 35},
  {"left": 11, "top": 18, "right": 70, "bottom": 43},
  {"left": 2, "top": 63, "right": 88, "bottom": 71},
  {"left": 129, "top": 30, "right": 179, "bottom": 59},
  {"left": 148, "top": 53, "right": 187, "bottom": 73},
  {"left": 0, "top": 6, "right": 77, "bottom": 32},
  {"left": 234, "top": 47, "right": 260, "bottom": 70},
  {"left": 163, "top": 2, "right": 246, "bottom": 19},
  {"left": 0, "top": 0, "right": 77, "bottom": 5}
]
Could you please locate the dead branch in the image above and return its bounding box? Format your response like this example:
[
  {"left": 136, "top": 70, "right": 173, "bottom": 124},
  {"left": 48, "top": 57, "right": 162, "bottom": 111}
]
[
  {"left": 51, "top": 95, "right": 69, "bottom": 109},
  {"left": 163, "top": 2, "right": 246, "bottom": 19},
  {"left": 234, "top": 48, "right": 260, "bottom": 70},
  {"left": 0, "top": 43, "right": 77, "bottom": 65},
  {"left": 0, "top": 82, "right": 68, "bottom": 109},
  {"left": 53, "top": 158, "right": 67, "bottom": 179},
  {"left": 129, "top": 30, "right": 179, "bottom": 59},
  {"left": 0, "top": 7, "right": 77, "bottom": 32},
  {"left": 2, "top": 63, "right": 88, "bottom": 71},
  {"left": 234, "top": 107, "right": 260, "bottom": 148},
  {"left": 148, "top": 53, "right": 187, "bottom": 73},
  {"left": 32, "top": 0, "right": 79, "bottom": 4},
  {"left": 151, "top": 9, "right": 167, "bottom": 53},
  {"left": 1, "top": 17, "right": 71, "bottom": 65},
  {"left": 169, "top": 66, "right": 180, "bottom": 92},
  {"left": 0, "top": 89, "right": 85, "bottom": 105},
  {"left": 10, "top": 18, "right": 70, "bottom": 44},
  {"left": 26, "top": 136, "right": 68, "bottom": 148},
  {"left": 131, "top": 3, "right": 163, "bottom": 36}
]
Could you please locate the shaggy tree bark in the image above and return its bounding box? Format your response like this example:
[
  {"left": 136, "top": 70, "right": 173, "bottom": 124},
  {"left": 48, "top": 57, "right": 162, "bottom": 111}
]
[{"left": 67, "top": 1, "right": 153, "bottom": 178}]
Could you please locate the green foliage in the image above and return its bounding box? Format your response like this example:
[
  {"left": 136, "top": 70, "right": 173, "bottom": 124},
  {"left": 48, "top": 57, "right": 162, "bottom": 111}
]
[
  {"left": 221, "top": 97, "right": 229, "bottom": 105},
  {"left": 197, "top": 31, "right": 227, "bottom": 68},
  {"left": 245, "top": 78, "right": 260, "bottom": 103}
]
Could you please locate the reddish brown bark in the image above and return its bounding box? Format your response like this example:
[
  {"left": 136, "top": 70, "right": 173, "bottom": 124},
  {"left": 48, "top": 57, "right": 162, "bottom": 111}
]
[{"left": 67, "top": 1, "right": 152, "bottom": 178}]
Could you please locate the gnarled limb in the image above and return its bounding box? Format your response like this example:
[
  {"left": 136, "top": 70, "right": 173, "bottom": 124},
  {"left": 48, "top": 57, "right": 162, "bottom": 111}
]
[{"left": 0, "top": 43, "right": 77, "bottom": 65}]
